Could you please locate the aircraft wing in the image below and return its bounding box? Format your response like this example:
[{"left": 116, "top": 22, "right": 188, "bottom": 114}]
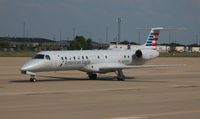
[
  {"left": 99, "top": 63, "right": 184, "bottom": 71},
  {"left": 84, "top": 63, "right": 184, "bottom": 72}
]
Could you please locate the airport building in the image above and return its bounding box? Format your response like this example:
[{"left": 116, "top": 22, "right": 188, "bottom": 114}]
[{"left": 109, "top": 43, "right": 200, "bottom": 53}]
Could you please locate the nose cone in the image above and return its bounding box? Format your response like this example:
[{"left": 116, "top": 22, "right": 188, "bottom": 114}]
[{"left": 21, "top": 59, "right": 44, "bottom": 72}]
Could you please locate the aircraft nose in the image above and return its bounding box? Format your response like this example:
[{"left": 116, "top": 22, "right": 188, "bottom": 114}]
[
  {"left": 21, "top": 59, "right": 44, "bottom": 72},
  {"left": 21, "top": 63, "right": 31, "bottom": 71}
]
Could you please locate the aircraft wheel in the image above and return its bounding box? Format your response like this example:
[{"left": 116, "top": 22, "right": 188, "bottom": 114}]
[
  {"left": 92, "top": 74, "right": 97, "bottom": 79},
  {"left": 117, "top": 75, "right": 125, "bottom": 81},
  {"left": 30, "top": 78, "right": 36, "bottom": 82},
  {"left": 88, "top": 73, "right": 97, "bottom": 80},
  {"left": 116, "top": 69, "right": 125, "bottom": 81}
]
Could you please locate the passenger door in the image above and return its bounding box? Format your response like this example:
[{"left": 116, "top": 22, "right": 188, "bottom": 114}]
[{"left": 53, "top": 54, "right": 60, "bottom": 69}]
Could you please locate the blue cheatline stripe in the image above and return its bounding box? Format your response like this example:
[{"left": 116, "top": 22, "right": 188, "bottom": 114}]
[
  {"left": 147, "top": 38, "right": 153, "bottom": 41},
  {"left": 149, "top": 35, "right": 154, "bottom": 38},
  {"left": 147, "top": 41, "right": 152, "bottom": 43}
]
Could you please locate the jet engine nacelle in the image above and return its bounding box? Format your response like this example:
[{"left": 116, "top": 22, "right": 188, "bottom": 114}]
[
  {"left": 135, "top": 50, "right": 143, "bottom": 58},
  {"left": 134, "top": 49, "right": 159, "bottom": 60}
]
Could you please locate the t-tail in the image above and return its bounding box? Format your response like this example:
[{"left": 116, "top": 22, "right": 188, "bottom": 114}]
[{"left": 143, "top": 27, "right": 163, "bottom": 49}]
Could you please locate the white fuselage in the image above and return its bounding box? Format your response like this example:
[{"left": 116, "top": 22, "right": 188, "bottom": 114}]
[
  {"left": 20, "top": 27, "right": 164, "bottom": 82},
  {"left": 21, "top": 49, "right": 159, "bottom": 74}
]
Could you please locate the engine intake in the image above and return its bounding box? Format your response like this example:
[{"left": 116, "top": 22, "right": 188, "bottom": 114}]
[{"left": 135, "top": 50, "right": 142, "bottom": 58}]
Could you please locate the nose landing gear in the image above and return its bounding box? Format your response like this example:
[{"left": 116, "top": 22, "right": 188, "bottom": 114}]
[
  {"left": 21, "top": 71, "right": 37, "bottom": 82},
  {"left": 30, "top": 75, "right": 36, "bottom": 82}
]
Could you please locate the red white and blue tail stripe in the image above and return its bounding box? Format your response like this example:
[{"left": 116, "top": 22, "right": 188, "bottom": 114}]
[{"left": 144, "top": 27, "right": 163, "bottom": 48}]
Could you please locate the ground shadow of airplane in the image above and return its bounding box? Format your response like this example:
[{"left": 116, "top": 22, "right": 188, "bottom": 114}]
[{"left": 9, "top": 75, "right": 168, "bottom": 83}]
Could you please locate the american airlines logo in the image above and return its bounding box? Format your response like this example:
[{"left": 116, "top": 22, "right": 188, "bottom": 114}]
[{"left": 62, "top": 60, "right": 91, "bottom": 66}]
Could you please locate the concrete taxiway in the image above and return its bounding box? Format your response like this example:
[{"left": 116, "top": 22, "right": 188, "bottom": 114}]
[{"left": 0, "top": 57, "right": 200, "bottom": 119}]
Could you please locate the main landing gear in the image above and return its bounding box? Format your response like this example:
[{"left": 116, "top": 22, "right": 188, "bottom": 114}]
[
  {"left": 87, "top": 70, "right": 126, "bottom": 81},
  {"left": 87, "top": 72, "right": 97, "bottom": 80},
  {"left": 30, "top": 75, "right": 36, "bottom": 82},
  {"left": 116, "top": 69, "right": 125, "bottom": 81}
]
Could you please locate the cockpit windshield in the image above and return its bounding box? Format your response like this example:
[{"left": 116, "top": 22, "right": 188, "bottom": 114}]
[
  {"left": 33, "top": 54, "right": 51, "bottom": 60},
  {"left": 33, "top": 54, "right": 44, "bottom": 59}
]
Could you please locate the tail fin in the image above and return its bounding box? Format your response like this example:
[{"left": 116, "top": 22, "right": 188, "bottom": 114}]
[{"left": 144, "top": 27, "right": 163, "bottom": 48}]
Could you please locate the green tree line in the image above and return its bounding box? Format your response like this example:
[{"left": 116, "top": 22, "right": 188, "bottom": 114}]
[
  {"left": 70, "top": 36, "right": 93, "bottom": 50},
  {"left": 0, "top": 41, "right": 10, "bottom": 47}
]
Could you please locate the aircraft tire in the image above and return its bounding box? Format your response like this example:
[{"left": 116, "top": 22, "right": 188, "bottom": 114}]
[
  {"left": 117, "top": 75, "right": 125, "bottom": 81},
  {"left": 30, "top": 78, "right": 36, "bottom": 82},
  {"left": 89, "top": 74, "right": 97, "bottom": 80}
]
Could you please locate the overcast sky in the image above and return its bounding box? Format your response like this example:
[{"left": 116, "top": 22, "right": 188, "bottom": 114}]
[{"left": 0, "top": 0, "right": 200, "bottom": 44}]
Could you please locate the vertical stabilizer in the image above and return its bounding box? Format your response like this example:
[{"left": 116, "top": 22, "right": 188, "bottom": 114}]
[{"left": 144, "top": 27, "right": 163, "bottom": 49}]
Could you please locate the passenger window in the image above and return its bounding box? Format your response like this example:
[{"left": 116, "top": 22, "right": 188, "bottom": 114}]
[
  {"left": 124, "top": 55, "right": 126, "bottom": 58},
  {"left": 61, "top": 57, "right": 64, "bottom": 60},
  {"left": 105, "top": 56, "right": 107, "bottom": 59},
  {"left": 73, "top": 56, "right": 76, "bottom": 60},
  {"left": 82, "top": 56, "right": 84, "bottom": 60},
  {"left": 45, "top": 55, "right": 51, "bottom": 60},
  {"left": 65, "top": 57, "right": 67, "bottom": 60},
  {"left": 86, "top": 56, "right": 88, "bottom": 59},
  {"left": 97, "top": 56, "right": 100, "bottom": 59}
]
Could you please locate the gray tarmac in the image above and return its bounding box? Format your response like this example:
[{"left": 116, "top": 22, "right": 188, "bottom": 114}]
[{"left": 0, "top": 57, "right": 200, "bottom": 119}]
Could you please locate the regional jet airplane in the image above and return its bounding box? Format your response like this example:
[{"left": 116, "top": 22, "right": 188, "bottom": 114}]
[{"left": 21, "top": 27, "right": 173, "bottom": 82}]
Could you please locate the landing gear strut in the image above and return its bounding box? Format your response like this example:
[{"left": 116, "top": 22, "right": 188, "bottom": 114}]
[
  {"left": 87, "top": 72, "right": 97, "bottom": 80},
  {"left": 116, "top": 70, "right": 125, "bottom": 81},
  {"left": 30, "top": 75, "right": 36, "bottom": 82}
]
